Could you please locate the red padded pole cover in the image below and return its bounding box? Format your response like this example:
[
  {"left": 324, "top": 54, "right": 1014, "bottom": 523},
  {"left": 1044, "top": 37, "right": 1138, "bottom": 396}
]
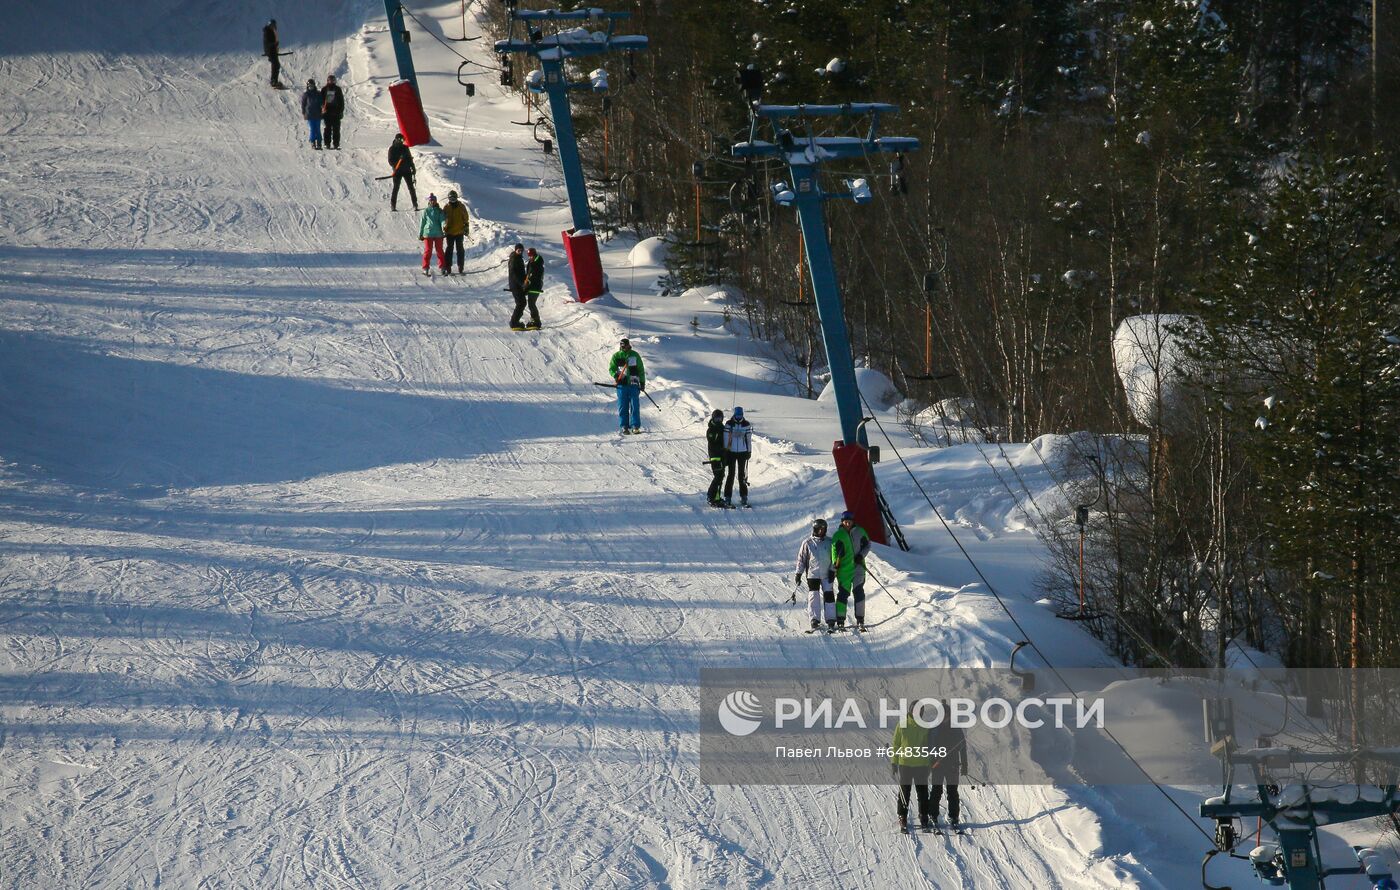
[
  {"left": 388, "top": 80, "right": 432, "bottom": 147},
  {"left": 561, "top": 229, "right": 605, "bottom": 303},
  {"left": 833, "top": 441, "right": 888, "bottom": 546}
]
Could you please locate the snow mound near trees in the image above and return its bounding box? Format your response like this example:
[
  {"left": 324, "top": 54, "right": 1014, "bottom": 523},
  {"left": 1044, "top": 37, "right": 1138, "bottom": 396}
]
[
  {"left": 817, "top": 366, "right": 901, "bottom": 410},
  {"left": 627, "top": 236, "right": 672, "bottom": 267}
]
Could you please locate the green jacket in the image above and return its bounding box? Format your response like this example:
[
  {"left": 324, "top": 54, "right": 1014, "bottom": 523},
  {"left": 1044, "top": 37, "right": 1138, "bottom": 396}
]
[
  {"left": 831, "top": 524, "right": 870, "bottom": 586},
  {"left": 418, "top": 204, "right": 446, "bottom": 238},
  {"left": 890, "top": 715, "right": 931, "bottom": 767},
  {"left": 609, "top": 348, "right": 645, "bottom": 388}
]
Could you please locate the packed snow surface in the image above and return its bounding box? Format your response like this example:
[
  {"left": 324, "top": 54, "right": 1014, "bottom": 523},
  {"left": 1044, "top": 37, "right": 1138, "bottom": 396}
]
[{"left": 0, "top": 0, "right": 1379, "bottom": 887}]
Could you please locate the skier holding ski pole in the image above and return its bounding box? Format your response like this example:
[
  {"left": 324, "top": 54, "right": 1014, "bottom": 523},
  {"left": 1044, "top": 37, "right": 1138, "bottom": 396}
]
[
  {"left": 262, "top": 19, "right": 283, "bottom": 88},
  {"left": 891, "top": 701, "right": 934, "bottom": 832},
  {"left": 608, "top": 337, "right": 645, "bottom": 434},
  {"left": 387, "top": 134, "right": 418, "bottom": 212},
  {"left": 830, "top": 511, "right": 871, "bottom": 630},
  {"left": 795, "top": 518, "right": 835, "bottom": 632}
]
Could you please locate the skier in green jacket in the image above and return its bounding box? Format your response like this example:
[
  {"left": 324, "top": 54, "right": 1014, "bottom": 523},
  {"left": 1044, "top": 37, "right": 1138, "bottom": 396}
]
[
  {"left": 890, "top": 702, "right": 934, "bottom": 832},
  {"left": 608, "top": 337, "right": 645, "bottom": 433},
  {"left": 829, "top": 510, "right": 871, "bottom": 630}
]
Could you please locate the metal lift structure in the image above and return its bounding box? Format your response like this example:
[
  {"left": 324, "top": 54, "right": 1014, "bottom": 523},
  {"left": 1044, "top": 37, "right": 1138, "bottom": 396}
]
[
  {"left": 494, "top": 4, "right": 647, "bottom": 302},
  {"left": 733, "top": 103, "right": 916, "bottom": 546}
]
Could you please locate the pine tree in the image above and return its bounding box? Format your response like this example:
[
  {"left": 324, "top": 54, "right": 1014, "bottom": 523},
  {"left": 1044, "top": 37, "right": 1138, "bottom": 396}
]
[{"left": 1192, "top": 152, "right": 1400, "bottom": 669}]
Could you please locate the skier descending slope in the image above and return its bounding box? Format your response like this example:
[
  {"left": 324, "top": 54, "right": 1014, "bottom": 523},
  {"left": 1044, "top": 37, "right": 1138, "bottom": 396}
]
[
  {"left": 830, "top": 511, "right": 871, "bottom": 630},
  {"left": 794, "top": 518, "right": 835, "bottom": 631},
  {"left": 609, "top": 337, "right": 645, "bottom": 434}
]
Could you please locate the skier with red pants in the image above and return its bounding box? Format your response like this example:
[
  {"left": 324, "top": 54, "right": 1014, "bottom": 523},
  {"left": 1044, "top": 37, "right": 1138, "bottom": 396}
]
[{"left": 418, "top": 194, "right": 446, "bottom": 275}]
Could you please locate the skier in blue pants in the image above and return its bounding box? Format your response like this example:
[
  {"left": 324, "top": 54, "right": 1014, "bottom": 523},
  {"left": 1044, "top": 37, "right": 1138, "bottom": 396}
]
[{"left": 608, "top": 337, "right": 645, "bottom": 433}]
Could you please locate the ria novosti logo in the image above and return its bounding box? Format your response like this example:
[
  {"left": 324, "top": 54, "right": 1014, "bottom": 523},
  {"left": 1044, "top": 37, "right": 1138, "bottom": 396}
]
[{"left": 717, "top": 690, "right": 764, "bottom": 736}]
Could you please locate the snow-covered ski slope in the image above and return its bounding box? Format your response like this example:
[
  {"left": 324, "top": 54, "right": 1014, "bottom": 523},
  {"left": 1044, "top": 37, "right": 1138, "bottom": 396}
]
[{"left": 0, "top": 2, "right": 1271, "bottom": 887}]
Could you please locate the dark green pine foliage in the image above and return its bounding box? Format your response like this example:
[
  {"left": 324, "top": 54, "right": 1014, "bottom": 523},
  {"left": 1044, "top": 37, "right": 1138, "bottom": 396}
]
[{"left": 1193, "top": 153, "right": 1400, "bottom": 667}]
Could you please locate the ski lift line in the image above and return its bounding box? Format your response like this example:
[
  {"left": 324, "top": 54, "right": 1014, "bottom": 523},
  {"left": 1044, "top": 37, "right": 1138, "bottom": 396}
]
[
  {"left": 857, "top": 390, "right": 1184, "bottom": 673},
  {"left": 855, "top": 401, "right": 1215, "bottom": 844},
  {"left": 398, "top": 3, "right": 488, "bottom": 66}
]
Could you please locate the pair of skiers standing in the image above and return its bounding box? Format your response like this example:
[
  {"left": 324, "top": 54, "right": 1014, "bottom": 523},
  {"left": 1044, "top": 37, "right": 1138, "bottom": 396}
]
[
  {"left": 417, "top": 189, "right": 470, "bottom": 275},
  {"left": 300, "top": 76, "right": 345, "bottom": 150},
  {"left": 507, "top": 244, "right": 545, "bottom": 330},
  {"left": 794, "top": 511, "right": 870, "bottom": 631},
  {"left": 891, "top": 700, "right": 968, "bottom": 832},
  {"left": 706, "top": 408, "right": 752, "bottom": 507}
]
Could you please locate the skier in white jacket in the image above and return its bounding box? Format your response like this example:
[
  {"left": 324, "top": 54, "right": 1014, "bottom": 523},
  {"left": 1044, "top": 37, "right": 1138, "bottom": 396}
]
[{"left": 794, "top": 518, "right": 836, "bottom": 632}]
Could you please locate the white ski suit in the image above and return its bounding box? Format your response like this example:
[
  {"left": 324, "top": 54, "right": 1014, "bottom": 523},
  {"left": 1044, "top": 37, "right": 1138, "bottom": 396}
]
[{"left": 795, "top": 534, "right": 835, "bottom": 623}]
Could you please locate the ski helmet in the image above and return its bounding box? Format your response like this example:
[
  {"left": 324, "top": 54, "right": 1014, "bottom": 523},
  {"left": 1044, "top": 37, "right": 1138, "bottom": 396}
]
[
  {"left": 812, "top": 518, "right": 827, "bottom": 536},
  {"left": 732, "top": 406, "right": 744, "bottom": 418},
  {"left": 840, "top": 510, "right": 854, "bottom": 523}
]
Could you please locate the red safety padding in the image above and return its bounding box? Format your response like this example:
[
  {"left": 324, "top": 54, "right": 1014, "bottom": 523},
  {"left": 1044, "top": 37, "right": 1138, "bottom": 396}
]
[
  {"left": 833, "top": 441, "right": 888, "bottom": 546},
  {"left": 561, "top": 229, "right": 605, "bottom": 303},
  {"left": 388, "top": 80, "right": 432, "bottom": 147}
]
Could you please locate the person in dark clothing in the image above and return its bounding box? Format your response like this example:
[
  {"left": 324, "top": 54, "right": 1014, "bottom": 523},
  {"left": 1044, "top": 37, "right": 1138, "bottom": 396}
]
[
  {"left": 928, "top": 706, "right": 969, "bottom": 829},
  {"left": 387, "top": 134, "right": 418, "bottom": 211},
  {"left": 705, "top": 409, "right": 726, "bottom": 506},
  {"left": 320, "top": 75, "right": 345, "bottom": 149},
  {"left": 507, "top": 244, "right": 528, "bottom": 330},
  {"left": 300, "top": 80, "right": 323, "bottom": 149},
  {"left": 262, "top": 20, "right": 281, "bottom": 88},
  {"left": 523, "top": 247, "right": 544, "bottom": 330}
]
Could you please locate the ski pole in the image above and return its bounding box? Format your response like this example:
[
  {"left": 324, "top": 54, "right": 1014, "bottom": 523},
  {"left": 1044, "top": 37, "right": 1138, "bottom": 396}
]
[
  {"left": 865, "top": 566, "right": 901, "bottom": 604},
  {"left": 642, "top": 389, "right": 660, "bottom": 410}
]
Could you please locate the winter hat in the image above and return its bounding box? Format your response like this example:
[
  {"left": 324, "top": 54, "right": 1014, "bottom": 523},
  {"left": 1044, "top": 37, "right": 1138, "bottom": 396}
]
[
  {"left": 732, "top": 406, "right": 744, "bottom": 418},
  {"left": 527, "top": 247, "right": 537, "bottom": 256},
  {"left": 710, "top": 409, "right": 723, "bottom": 420},
  {"left": 840, "top": 510, "right": 854, "bottom": 522},
  {"left": 619, "top": 337, "right": 630, "bottom": 348},
  {"left": 514, "top": 243, "right": 524, "bottom": 251},
  {"left": 427, "top": 194, "right": 437, "bottom": 203}
]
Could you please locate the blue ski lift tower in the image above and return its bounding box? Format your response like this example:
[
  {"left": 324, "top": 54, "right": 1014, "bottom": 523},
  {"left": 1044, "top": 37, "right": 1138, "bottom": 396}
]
[
  {"left": 734, "top": 104, "right": 917, "bottom": 546},
  {"left": 495, "top": 6, "right": 647, "bottom": 303}
]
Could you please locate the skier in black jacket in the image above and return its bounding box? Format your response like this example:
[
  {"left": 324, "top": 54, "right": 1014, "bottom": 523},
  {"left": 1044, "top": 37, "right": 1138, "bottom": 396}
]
[
  {"left": 705, "top": 409, "right": 726, "bottom": 506},
  {"left": 320, "top": 75, "right": 345, "bottom": 149},
  {"left": 522, "top": 247, "right": 544, "bottom": 330},
  {"left": 928, "top": 713, "right": 969, "bottom": 830},
  {"left": 387, "top": 134, "right": 417, "bottom": 211},
  {"left": 507, "top": 244, "right": 528, "bottom": 330},
  {"left": 262, "top": 20, "right": 281, "bottom": 88}
]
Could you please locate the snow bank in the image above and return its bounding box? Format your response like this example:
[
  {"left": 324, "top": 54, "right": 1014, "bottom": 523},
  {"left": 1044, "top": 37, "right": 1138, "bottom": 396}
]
[
  {"left": 817, "top": 366, "right": 901, "bottom": 410},
  {"left": 627, "top": 236, "right": 671, "bottom": 267},
  {"left": 1112, "top": 314, "right": 1202, "bottom": 431},
  {"left": 679, "top": 284, "right": 740, "bottom": 304}
]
